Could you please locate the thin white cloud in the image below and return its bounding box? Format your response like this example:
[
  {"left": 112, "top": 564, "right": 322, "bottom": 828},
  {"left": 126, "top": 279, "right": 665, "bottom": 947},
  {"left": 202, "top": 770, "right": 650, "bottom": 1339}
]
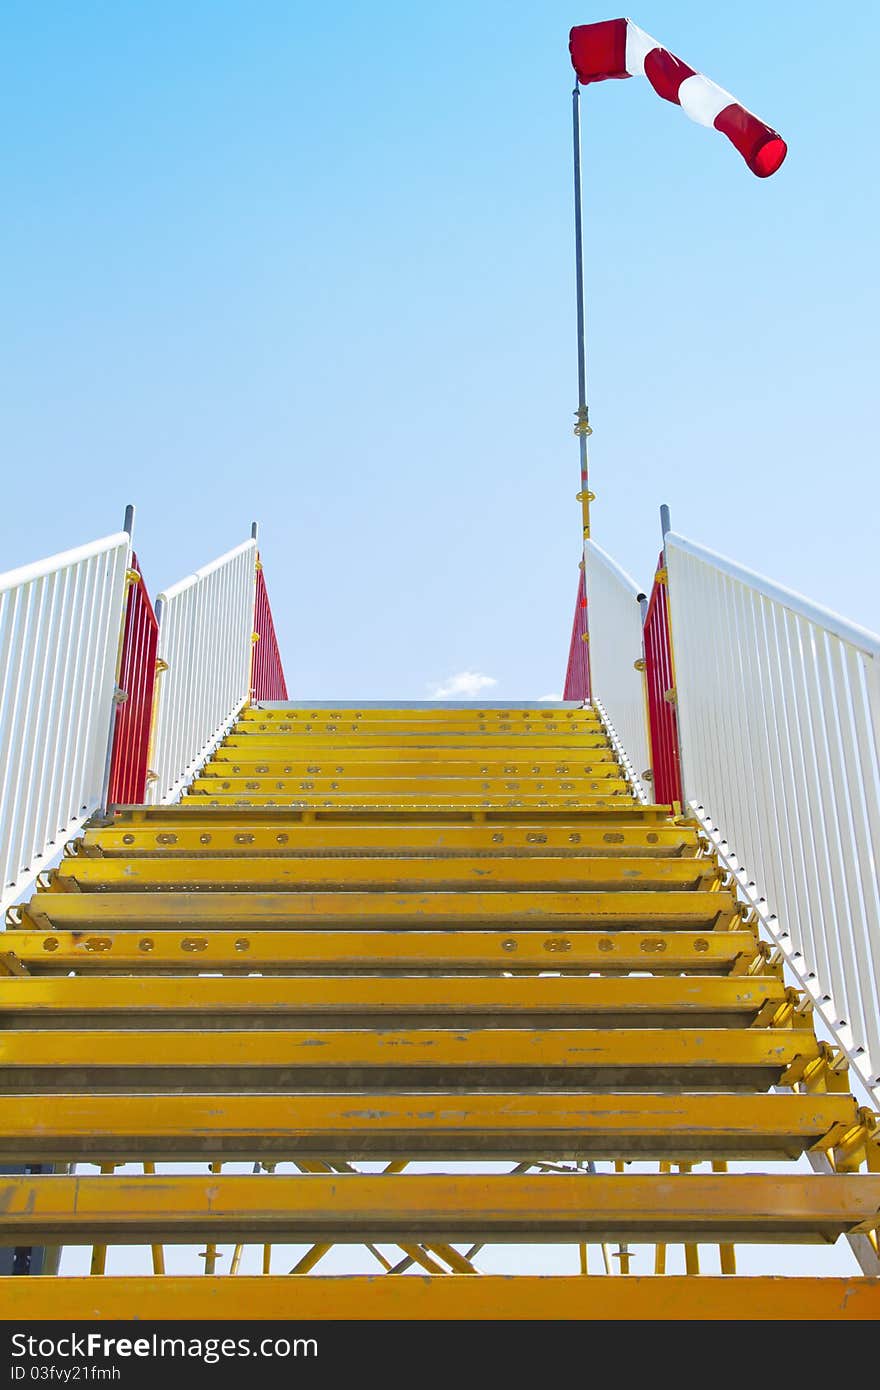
[
  {"left": 538, "top": 693, "right": 563, "bottom": 702},
  {"left": 429, "top": 671, "right": 498, "bottom": 700}
]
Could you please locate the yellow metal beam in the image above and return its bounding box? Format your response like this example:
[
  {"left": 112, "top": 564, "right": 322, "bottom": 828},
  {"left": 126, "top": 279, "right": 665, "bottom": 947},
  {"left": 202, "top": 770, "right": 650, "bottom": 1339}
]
[
  {"left": 0, "top": 974, "right": 788, "bottom": 1029},
  {"left": 106, "top": 803, "right": 677, "bottom": 825},
  {"left": 1, "top": 1275, "right": 878, "bottom": 1320},
  {"left": 187, "top": 794, "right": 631, "bottom": 810},
  {"left": 84, "top": 811, "right": 700, "bottom": 856},
  {"left": 220, "top": 734, "right": 615, "bottom": 750},
  {"left": 0, "top": 1091, "right": 857, "bottom": 1163},
  {"left": 2, "top": 1173, "right": 878, "bottom": 1245},
  {"left": 206, "top": 753, "right": 622, "bottom": 772},
  {"left": 52, "top": 856, "right": 719, "bottom": 893},
  {"left": 19, "top": 888, "right": 741, "bottom": 931},
  {"left": 2, "top": 928, "right": 762, "bottom": 975},
  {"left": 236, "top": 711, "right": 603, "bottom": 731},
  {"left": 189, "top": 775, "right": 630, "bottom": 797},
  {"left": 0, "top": 1027, "right": 821, "bottom": 1091},
  {"left": 81, "top": 821, "right": 700, "bottom": 859}
]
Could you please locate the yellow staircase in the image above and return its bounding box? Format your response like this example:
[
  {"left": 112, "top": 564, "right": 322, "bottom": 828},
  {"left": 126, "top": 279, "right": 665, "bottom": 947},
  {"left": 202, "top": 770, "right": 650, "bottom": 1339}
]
[{"left": 1, "top": 703, "right": 878, "bottom": 1319}]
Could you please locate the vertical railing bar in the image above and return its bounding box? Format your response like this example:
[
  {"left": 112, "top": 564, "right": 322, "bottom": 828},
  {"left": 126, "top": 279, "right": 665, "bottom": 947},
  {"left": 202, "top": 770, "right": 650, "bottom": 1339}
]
[
  {"left": 706, "top": 569, "right": 750, "bottom": 872},
  {"left": 728, "top": 577, "right": 774, "bottom": 906},
  {"left": 760, "top": 596, "right": 820, "bottom": 983},
  {"left": 813, "top": 632, "right": 870, "bottom": 1050},
  {"left": 61, "top": 555, "right": 103, "bottom": 821},
  {"left": 8, "top": 571, "right": 62, "bottom": 885},
  {"left": 780, "top": 607, "right": 843, "bottom": 1010},
  {"left": 744, "top": 587, "right": 795, "bottom": 946},
  {"left": 686, "top": 558, "right": 729, "bottom": 837},
  {"left": 33, "top": 564, "right": 76, "bottom": 850},
  {"left": 38, "top": 560, "right": 88, "bottom": 851},
  {"left": 0, "top": 586, "right": 33, "bottom": 888},
  {"left": 702, "top": 562, "right": 736, "bottom": 854},
  {"left": 1, "top": 576, "right": 48, "bottom": 886},
  {"left": 834, "top": 643, "right": 880, "bottom": 1068},
  {"left": 798, "top": 614, "right": 856, "bottom": 1032}
]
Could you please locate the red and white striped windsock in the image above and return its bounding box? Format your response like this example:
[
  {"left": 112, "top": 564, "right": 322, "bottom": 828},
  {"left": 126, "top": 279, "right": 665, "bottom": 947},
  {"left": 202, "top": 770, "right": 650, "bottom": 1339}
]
[{"left": 569, "top": 19, "right": 787, "bottom": 177}]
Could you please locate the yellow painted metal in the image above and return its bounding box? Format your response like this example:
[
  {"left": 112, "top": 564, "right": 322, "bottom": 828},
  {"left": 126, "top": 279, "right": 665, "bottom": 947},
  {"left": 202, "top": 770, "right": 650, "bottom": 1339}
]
[
  {"left": 52, "top": 855, "right": 720, "bottom": 893},
  {"left": 80, "top": 820, "right": 701, "bottom": 858},
  {"left": 0, "top": 1091, "right": 857, "bottom": 1163},
  {"left": 188, "top": 793, "right": 632, "bottom": 809},
  {"left": 236, "top": 708, "right": 604, "bottom": 727},
  {"left": 191, "top": 776, "right": 631, "bottom": 799},
  {"left": 2, "top": 1275, "right": 878, "bottom": 1320},
  {"left": 4, "top": 697, "right": 877, "bottom": 1304},
  {"left": 0, "top": 974, "right": 789, "bottom": 1028},
  {"left": 142, "top": 1162, "right": 165, "bottom": 1276},
  {"left": 3, "top": 1173, "right": 878, "bottom": 1245},
  {"left": 0, "top": 927, "right": 764, "bottom": 974},
  {"left": 0, "top": 1026, "right": 821, "bottom": 1089},
  {"left": 206, "top": 752, "right": 622, "bottom": 772},
  {"left": 19, "top": 887, "right": 741, "bottom": 930},
  {"left": 230, "top": 728, "right": 613, "bottom": 742}
]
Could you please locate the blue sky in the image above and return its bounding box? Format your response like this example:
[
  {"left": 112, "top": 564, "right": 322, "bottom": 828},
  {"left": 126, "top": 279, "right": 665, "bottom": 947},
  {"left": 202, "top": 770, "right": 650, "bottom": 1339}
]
[{"left": 2, "top": 1, "right": 877, "bottom": 698}]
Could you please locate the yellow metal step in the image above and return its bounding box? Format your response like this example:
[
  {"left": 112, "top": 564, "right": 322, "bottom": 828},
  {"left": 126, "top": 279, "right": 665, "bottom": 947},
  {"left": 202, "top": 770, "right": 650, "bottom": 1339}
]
[
  {"left": 206, "top": 753, "right": 622, "bottom": 773},
  {"left": 51, "top": 855, "right": 720, "bottom": 893},
  {"left": 222, "top": 734, "right": 614, "bottom": 749},
  {"left": 2, "top": 1173, "right": 877, "bottom": 1246},
  {"left": 0, "top": 1091, "right": 859, "bottom": 1163},
  {"left": 2, "top": 927, "right": 762, "bottom": 974},
  {"left": 237, "top": 708, "right": 603, "bottom": 725},
  {"left": 80, "top": 820, "right": 700, "bottom": 858},
  {"left": 0, "top": 974, "right": 790, "bottom": 1028},
  {"left": 187, "top": 794, "right": 633, "bottom": 810},
  {"left": 3, "top": 1275, "right": 878, "bottom": 1320},
  {"left": 106, "top": 803, "right": 677, "bottom": 824},
  {"left": 0, "top": 1027, "right": 821, "bottom": 1091},
  {"left": 190, "top": 774, "right": 631, "bottom": 797},
  {"left": 18, "top": 887, "right": 741, "bottom": 931}
]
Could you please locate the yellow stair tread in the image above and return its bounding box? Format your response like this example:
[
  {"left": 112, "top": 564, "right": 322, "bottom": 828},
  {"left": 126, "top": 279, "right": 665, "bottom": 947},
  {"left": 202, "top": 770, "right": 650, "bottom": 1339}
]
[
  {"left": 1, "top": 927, "right": 763, "bottom": 973},
  {"left": 2, "top": 1173, "right": 878, "bottom": 1244},
  {"left": 3, "top": 1275, "right": 877, "bottom": 1321},
  {"left": 0, "top": 1091, "right": 858, "bottom": 1162},
  {"left": 52, "top": 855, "right": 719, "bottom": 892},
  {"left": 19, "top": 887, "right": 741, "bottom": 930}
]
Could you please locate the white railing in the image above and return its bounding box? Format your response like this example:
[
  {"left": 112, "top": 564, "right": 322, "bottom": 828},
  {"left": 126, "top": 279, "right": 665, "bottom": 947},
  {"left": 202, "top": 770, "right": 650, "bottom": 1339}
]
[
  {"left": 667, "top": 532, "right": 880, "bottom": 1103},
  {"left": 584, "top": 539, "right": 650, "bottom": 801},
  {"left": 148, "top": 539, "right": 257, "bottom": 804},
  {"left": 0, "top": 533, "right": 130, "bottom": 911}
]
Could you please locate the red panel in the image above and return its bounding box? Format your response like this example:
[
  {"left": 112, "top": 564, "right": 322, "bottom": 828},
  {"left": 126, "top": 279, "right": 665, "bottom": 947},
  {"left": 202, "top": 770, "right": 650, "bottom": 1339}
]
[
  {"left": 714, "top": 104, "right": 787, "bottom": 177},
  {"left": 106, "top": 553, "right": 158, "bottom": 806},
  {"left": 643, "top": 551, "right": 682, "bottom": 807},
  {"left": 251, "top": 562, "right": 288, "bottom": 701},
  {"left": 563, "top": 569, "right": 591, "bottom": 703},
  {"left": 569, "top": 20, "right": 630, "bottom": 85},
  {"left": 643, "top": 48, "right": 695, "bottom": 104}
]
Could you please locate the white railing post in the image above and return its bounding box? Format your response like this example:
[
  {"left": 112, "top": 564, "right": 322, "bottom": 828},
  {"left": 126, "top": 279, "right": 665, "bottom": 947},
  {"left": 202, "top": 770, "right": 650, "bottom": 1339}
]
[
  {"left": 584, "top": 539, "right": 651, "bottom": 801},
  {"left": 0, "top": 532, "right": 131, "bottom": 912},
  {"left": 666, "top": 531, "right": 880, "bottom": 1104},
  {"left": 148, "top": 539, "right": 258, "bottom": 804}
]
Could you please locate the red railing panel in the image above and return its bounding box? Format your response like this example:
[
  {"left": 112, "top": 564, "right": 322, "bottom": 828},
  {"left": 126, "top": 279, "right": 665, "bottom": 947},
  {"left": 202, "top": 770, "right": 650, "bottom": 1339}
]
[
  {"left": 563, "top": 568, "right": 591, "bottom": 702},
  {"left": 107, "top": 552, "right": 159, "bottom": 805},
  {"left": 643, "top": 550, "right": 682, "bottom": 806},
  {"left": 252, "top": 561, "right": 288, "bottom": 701}
]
